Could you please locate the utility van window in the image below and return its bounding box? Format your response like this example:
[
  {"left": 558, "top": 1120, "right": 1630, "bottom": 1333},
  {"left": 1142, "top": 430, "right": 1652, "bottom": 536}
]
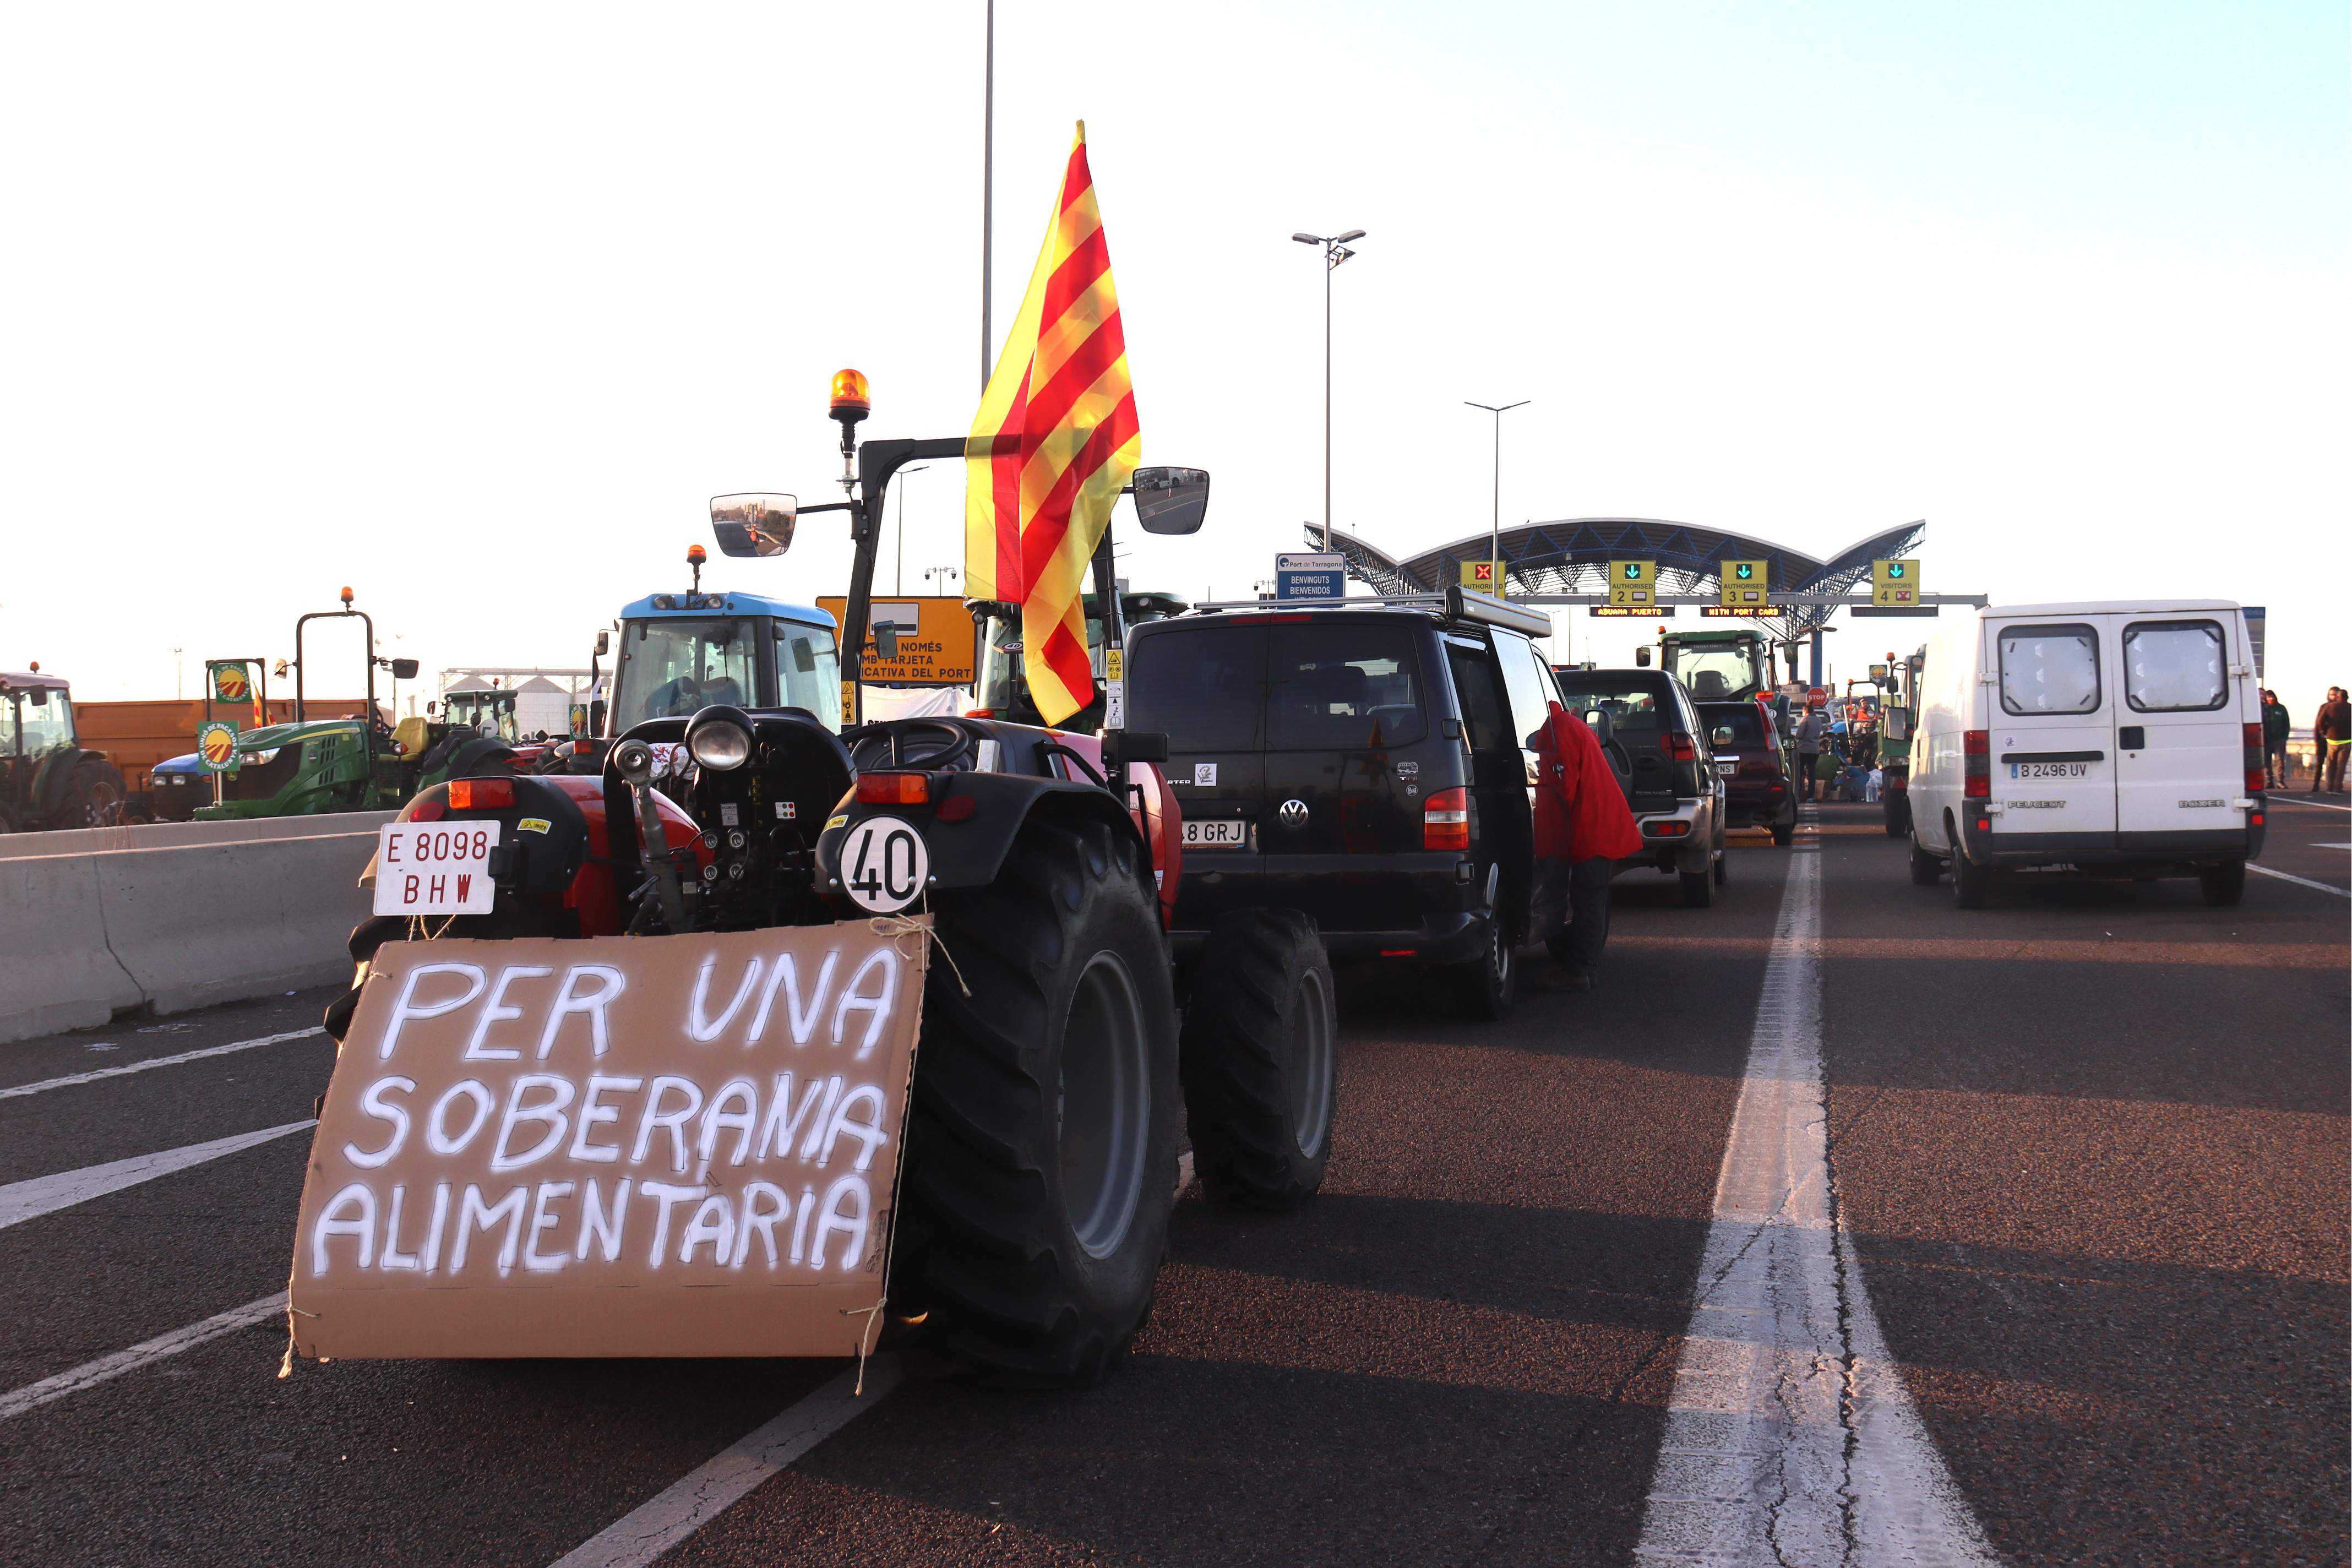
[
  {"left": 1128, "top": 626, "right": 1263, "bottom": 750},
  {"left": 1997, "top": 625, "right": 2100, "bottom": 716},
  {"left": 1446, "top": 649, "right": 1508, "bottom": 753},
  {"left": 1267, "top": 627, "right": 1425, "bottom": 748},
  {"left": 2122, "top": 620, "right": 2226, "bottom": 712}
]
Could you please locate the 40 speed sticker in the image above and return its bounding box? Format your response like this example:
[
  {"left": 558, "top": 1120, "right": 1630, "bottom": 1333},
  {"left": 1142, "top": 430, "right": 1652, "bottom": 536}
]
[{"left": 838, "top": 815, "right": 929, "bottom": 914}]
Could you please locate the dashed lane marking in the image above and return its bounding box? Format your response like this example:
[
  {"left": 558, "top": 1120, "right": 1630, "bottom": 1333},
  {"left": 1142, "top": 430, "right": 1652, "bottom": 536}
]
[
  {"left": 0, "top": 1294, "right": 282, "bottom": 1422},
  {"left": 0, "top": 1026, "right": 324, "bottom": 1100},
  {"left": 547, "top": 1358, "right": 905, "bottom": 1568},
  {"left": 0, "top": 1120, "right": 314, "bottom": 1229},
  {"left": 1633, "top": 834, "right": 1999, "bottom": 1566},
  {"left": 2248, "top": 864, "right": 2350, "bottom": 899},
  {"left": 2262, "top": 795, "right": 2349, "bottom": 812}
]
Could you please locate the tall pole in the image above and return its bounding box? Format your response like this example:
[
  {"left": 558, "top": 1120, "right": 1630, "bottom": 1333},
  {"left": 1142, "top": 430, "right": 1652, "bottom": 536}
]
[
  {"left": 1322, "top": 256, "right": 1332, "bottom": 552},
  {"left": 1465, "top": 400, "right": 1528, "bottom": 596},
  {"left": 980, "top": 0, "right": 995, "bottom": 391},
  {"left": 895, "top": 466, "right": 927, "bottom": 594}
]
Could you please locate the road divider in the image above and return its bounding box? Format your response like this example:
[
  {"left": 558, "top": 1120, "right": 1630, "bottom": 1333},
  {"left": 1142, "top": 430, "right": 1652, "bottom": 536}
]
[{"left": 0, "top": 815, "right": 387, "bottom": 1045}]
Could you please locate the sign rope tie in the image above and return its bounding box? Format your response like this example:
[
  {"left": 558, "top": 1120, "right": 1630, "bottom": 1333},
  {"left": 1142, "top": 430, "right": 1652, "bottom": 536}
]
[{"left": 867, "top": 910, "right": 966, "bottom": 997}]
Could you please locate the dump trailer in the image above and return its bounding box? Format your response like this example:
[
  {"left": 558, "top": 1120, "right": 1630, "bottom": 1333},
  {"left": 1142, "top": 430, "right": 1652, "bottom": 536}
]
[{"left": 296, "top": 373, "right": 1332, "bottom": 1384}]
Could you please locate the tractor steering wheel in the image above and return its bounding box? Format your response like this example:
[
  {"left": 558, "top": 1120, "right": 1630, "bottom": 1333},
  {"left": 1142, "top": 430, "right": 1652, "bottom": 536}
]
[{"left": 851, "top": 718, "right": 976, "bottom": 774}]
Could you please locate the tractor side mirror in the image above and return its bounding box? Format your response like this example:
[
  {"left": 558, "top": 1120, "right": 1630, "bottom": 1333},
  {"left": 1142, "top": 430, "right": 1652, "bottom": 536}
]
[
  {"left": 1635, "top": 647, "right": 1652, "bottom": 667},
  {"left": 710, "top": 493, "right": 797, "bottom": 557},
  {"left": 1106, "top": 729, "right": 1169, "bottom": 767},
  {"left": 1883, "top": 709, "right": 1909, "bottom": 741},
  {"left": 595, "top": 630, "right": 611, "bottom": 657},
  {"left": 390, "top": 658, "right": 420, "bottom": 680},
  {"left": 28, "top": 687, "right": 48, "bottom": 707},
  {"left": 1131, "top": 467, "right": 1209, "bottom": 535},
  {"left": 872, "top": 625, "right": 901, "bottom": 662}
]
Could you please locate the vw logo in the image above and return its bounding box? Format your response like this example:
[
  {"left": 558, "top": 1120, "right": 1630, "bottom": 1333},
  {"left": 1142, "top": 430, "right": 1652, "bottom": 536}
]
[{"left": 1278, "top": 798, "right": 1309, "bottom": 828}]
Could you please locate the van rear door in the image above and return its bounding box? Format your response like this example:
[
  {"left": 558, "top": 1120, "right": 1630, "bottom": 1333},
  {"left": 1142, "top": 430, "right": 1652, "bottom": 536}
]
[
  {"left": 1988, "top": 618, "right": 2116, "bottom": 841},
  {"left": 1263, "top": 621, "right": 1431, "bottom": 859},
  {"left": 1127, "top": 622, "right": 1266, "bottom": 866},
  {"left": 2111, "top": 613, "right": 2245, "bottom": 840}
]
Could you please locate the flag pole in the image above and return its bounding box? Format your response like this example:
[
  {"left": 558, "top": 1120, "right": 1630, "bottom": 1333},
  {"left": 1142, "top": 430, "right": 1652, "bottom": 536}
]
[{"left": 981, "top": 0, "right": 995, "bottom": 391}]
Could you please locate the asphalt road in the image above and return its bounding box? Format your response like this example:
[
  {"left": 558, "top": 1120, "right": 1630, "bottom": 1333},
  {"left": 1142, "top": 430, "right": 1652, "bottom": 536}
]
[{"left": 2, "top": 803, "right": 2343, "bottom": 1566}]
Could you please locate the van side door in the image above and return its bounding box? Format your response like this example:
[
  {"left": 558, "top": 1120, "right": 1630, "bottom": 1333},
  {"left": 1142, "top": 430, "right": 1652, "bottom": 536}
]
[
  {"left": 2112, "top": 613, "right": 2245, "bottom": 841},
  {"left": 1987, "top": 618, "right": 2117, "bottom": 842},
  {"left": 1443, "top": 639, "right": 1513, "bottom": 908}
]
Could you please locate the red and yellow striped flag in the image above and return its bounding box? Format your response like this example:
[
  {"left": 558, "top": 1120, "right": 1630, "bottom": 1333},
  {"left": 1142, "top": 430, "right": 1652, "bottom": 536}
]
[{"left": 964, "top": 121, "right": 1141, "bottom": 726}]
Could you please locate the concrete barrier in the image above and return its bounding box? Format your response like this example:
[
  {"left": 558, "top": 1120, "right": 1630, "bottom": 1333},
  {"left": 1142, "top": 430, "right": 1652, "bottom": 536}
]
[{"left": 0, "top": 813, "right": 391, "bottom": 1044}]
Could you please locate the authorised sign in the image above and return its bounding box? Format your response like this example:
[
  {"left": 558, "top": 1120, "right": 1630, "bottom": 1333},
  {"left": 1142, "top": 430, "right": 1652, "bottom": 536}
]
[
  {"left": 1608, "top": 560, "right": 1657, "bottom": 608},
  {"left": 1719, "top": 559, "right": 1769, "bottom": 608}
]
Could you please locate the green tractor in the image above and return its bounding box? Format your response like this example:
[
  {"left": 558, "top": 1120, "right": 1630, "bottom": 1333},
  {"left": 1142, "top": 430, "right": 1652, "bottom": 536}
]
[
  {"left": 1875, "top": 646, "right": 1925, "bottom": 837},
  {"left": 968, "top": 587, "right": 1190, "bottom": 728},
  {"left": 0, "top": 668, "right": 127, "bottom": 833},
  {"left": 194, "top": 590, "right": 508, "bottom": 820}
]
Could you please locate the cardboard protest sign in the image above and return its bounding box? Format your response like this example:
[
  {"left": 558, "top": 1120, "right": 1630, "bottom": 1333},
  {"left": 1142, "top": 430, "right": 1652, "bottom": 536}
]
[{"left": 290, "top": 921, "right": 927, "bottom": 1361}]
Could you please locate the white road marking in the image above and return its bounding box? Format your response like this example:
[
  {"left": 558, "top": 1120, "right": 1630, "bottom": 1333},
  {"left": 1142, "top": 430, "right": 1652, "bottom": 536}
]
[
  {"left": 2263, "top": 795, "right": 2349, "bottom": 812},
  {"left": 2249, "top": 864, "right": 2350, "bottom": 899},
  {"left": 1634, "top": 840, "right": 2000, "bottom": 1566},
  {"left": 547, "top": 1357, "right": 905, "bottom": 1568},
  {"left": 0, "top": 1120, "right": 314, "bottom": 1229},
  {"left": 0, "top": 1294, "right": 282, "bottom": 1422},
  {"left": 0, "top": 1026, "right": 324, "bottom": 1101}
]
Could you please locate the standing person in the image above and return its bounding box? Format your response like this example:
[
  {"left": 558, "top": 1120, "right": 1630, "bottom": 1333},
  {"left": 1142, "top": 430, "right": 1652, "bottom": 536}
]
[
  {"left": 2261, "top": 688, "right": 2291, "bottom": 788},
  {"left": 1526, "top": 701, "right": 1644, "bottom": 994},
  {"left": 2316, "top": 686, "right": 2351, "bottom": 794},
  {"left": 1793, "top": 704, "right": 1829, "bottom": 802}
]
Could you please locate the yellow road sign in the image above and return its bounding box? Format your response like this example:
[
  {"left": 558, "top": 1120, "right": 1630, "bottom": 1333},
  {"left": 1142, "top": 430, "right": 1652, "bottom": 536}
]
[
  {"left": 1871, "top": 559, "right": 1920, "bottom": 607},
  {"left": 816, "top": 596, "right": 979, "bottom": 686},
  {"left": 1460, "top": 560, "right": 1500, "bottom": 590},
  {"left": 1719, "top": 558, "right": 1768, "bottom": 608},
  {"left": 1608, "top": 559, "right": 1656, "bottom": 608}
]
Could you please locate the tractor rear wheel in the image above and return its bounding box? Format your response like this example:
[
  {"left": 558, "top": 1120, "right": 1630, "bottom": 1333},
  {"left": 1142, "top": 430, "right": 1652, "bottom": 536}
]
[
  {"left": 68, "top": 759, "right": 126, "bottom": 827},
  {"left": 897, "top": 813, "right": 1180, "bottom": 1386},
  {"left": 1180, "top": 909, "right": 1336, "bottom": 1212}
]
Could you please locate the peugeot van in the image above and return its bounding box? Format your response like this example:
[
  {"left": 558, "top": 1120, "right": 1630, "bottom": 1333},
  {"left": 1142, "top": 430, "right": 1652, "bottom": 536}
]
[{"left": 1908, "top": 601, "right": 2266, "bottom": 907}]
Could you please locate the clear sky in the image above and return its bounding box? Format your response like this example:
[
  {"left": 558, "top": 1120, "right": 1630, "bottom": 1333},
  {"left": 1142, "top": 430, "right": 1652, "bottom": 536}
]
[{"left": 2, "top": 2, "right": 2343, "bottom": 715}]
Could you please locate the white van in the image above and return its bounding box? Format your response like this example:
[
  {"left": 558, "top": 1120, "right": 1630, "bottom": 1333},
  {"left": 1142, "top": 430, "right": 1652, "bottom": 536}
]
[{"left": 1908, "top": 600, "right": 2266, "bottom": 907}]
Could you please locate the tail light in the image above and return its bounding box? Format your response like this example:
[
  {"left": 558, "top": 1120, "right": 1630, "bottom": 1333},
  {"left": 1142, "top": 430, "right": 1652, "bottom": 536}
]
[
  {"left": 856, "top": 771, "right": 932, "bottom": 806},
  {"left": 2243, "top": 722, "right": 2266, "bottom": 795},
  {"left": 1646, "top": 819, "right": 1691, "bottom": 837},
  {"left": 1665, "top": 732, "right": 1698, "bottom": 762},
  {"left": 1963, "top": 729, "right": 1989, "bottom": 799},
  {"left": 448, "top": 777, "right": 514, "bottom": 810},
  {"left": 1424, "top": 787, "right": 1470, "bottom": 851}
]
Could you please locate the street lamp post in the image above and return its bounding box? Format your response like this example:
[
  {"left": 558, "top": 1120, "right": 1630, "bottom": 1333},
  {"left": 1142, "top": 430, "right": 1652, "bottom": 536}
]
[
  {"left": 1292, "top": 229, "right": 1366, "bottom": 552},
  {"left": 1464, "top": 399, "right": 1528, "bottom": 596},
  {"left": 895, "top": 466, "right": 928, "bottom": 594}
]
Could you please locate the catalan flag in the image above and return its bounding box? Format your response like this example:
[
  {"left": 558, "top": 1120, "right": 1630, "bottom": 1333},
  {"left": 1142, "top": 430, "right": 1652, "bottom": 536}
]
[{"left": 964, "top": 121, "right": 1141, "bottom": 726}]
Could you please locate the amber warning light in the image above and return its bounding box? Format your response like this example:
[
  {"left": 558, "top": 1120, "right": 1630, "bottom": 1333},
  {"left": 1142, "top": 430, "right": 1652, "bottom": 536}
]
[{"left": 830, "top": 368, "right": 871, "bottom": 423}]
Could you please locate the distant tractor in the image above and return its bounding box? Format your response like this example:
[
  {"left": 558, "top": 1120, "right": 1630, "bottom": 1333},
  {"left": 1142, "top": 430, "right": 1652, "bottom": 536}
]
[{"left": 0, "top": 668, "right": 127, "bottom": 832}]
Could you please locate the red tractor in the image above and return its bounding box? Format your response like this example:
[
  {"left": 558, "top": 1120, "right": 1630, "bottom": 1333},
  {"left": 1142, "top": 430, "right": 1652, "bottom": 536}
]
[{"left": 323, "top": 376, "right": 1336, "bottom": 1384}]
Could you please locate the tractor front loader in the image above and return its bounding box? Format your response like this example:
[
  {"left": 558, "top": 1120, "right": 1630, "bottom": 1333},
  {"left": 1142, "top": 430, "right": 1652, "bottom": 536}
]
[{"left": 306, "top": 373, "right": 1334, "bottom": 1385}]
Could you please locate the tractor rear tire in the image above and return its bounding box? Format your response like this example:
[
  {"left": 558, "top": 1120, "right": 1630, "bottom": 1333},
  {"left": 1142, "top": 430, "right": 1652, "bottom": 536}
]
[
  {"left": 1180, "top": 909, "right": 1336, "bottom": 1212},
  {"left": 897, "top": 813, "right": 1181, "bottom": 1386},
  {"left": 68, "top": 759, "right": 126, "bottom": 827}
]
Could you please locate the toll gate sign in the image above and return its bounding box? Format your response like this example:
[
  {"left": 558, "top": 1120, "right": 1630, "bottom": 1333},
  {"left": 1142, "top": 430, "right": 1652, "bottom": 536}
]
[
  {"left": 1871, "top": 559, "right": 1920, "bottom": 607},
  {"left": 1719, "top": 559, "right": 1769, "bottom": 609},
  {"left": 1609, "top": 560, "right": 1657, "bottom": 608}
]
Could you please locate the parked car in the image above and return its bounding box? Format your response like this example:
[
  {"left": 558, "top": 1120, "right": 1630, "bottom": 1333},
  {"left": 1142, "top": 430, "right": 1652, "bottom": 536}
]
[
  {"left": 1551, "top": 668, "right": 1728, "bottom": 906},
  {"left": 1125, "top": 589, "right": 1562, "bottom": 1020},
  {"left": 1908, "top": 600, "right": 2265, "bottom": 907},
  {"left": 1697, "top": 699, "right": 1796, "bottom": 845}
]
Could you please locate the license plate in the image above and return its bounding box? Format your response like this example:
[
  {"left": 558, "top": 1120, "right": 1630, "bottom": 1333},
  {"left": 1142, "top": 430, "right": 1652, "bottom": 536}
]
[
  {"left": 1714, "top": 759, "right": 1738, "bottom": 777},
  {"left": 2009, "top": 762, "right": 2089, "bottom": 779},
  {"left": 374, "top": 820, "right": 500, "bottom": 915},
  {"left": 1183, "top": 819, "right": 1249, "bottom": 848}
]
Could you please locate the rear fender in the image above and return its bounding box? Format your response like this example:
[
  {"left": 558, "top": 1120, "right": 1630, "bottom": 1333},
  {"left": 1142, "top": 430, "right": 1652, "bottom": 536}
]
[{"left": 818, "top": 772, "right": 1158, "bottom": 913}]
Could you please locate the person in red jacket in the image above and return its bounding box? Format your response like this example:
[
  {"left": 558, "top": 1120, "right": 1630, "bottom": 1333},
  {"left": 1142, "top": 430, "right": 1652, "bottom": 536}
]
[{"left": 1527, "top": 700, "right": 1644, "bottom": 993}]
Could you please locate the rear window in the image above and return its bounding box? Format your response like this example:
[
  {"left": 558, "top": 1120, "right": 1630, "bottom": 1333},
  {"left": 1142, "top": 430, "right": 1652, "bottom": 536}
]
[
  {"left": 1267, "top": 625, "right": 1425, "bottom": 748},
  {"left": 1997, "top": 624, "right": 2100, "bottom": 716},
  {"left": 1129, "top": 625, "right": 1262, "bottom": 750},
  {"left": 1554, "top": 682, "right": 1673, "bottom": 732},
  {"left": 2122, "top": 620, "right": 2227, "bottom": 712},
  {"left": 1699, "top": 703, "right": 1767, "bottom": 747}
]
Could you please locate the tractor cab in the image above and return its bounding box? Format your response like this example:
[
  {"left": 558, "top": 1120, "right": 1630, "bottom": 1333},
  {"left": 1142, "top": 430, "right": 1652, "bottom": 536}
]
[
  {"left": 1659, "top": 628, "right": 1773, "bottom": 701},
  {"left": 970, "top": 589, "right": 1191, "bottom": 729},
  {"left": 2, "top": 669, "right": 128, "bottom": 831},
  {"left": 608, "top": 590, "right": 843, "bottom": 734},
  {"left": 437, "top": 685, "right": 521, "bottom": 743}
]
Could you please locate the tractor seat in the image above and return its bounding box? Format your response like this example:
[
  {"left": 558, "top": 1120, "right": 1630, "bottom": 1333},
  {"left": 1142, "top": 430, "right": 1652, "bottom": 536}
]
[{"left": 391, "top": 716, "right": 432, "bottom": 758}]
